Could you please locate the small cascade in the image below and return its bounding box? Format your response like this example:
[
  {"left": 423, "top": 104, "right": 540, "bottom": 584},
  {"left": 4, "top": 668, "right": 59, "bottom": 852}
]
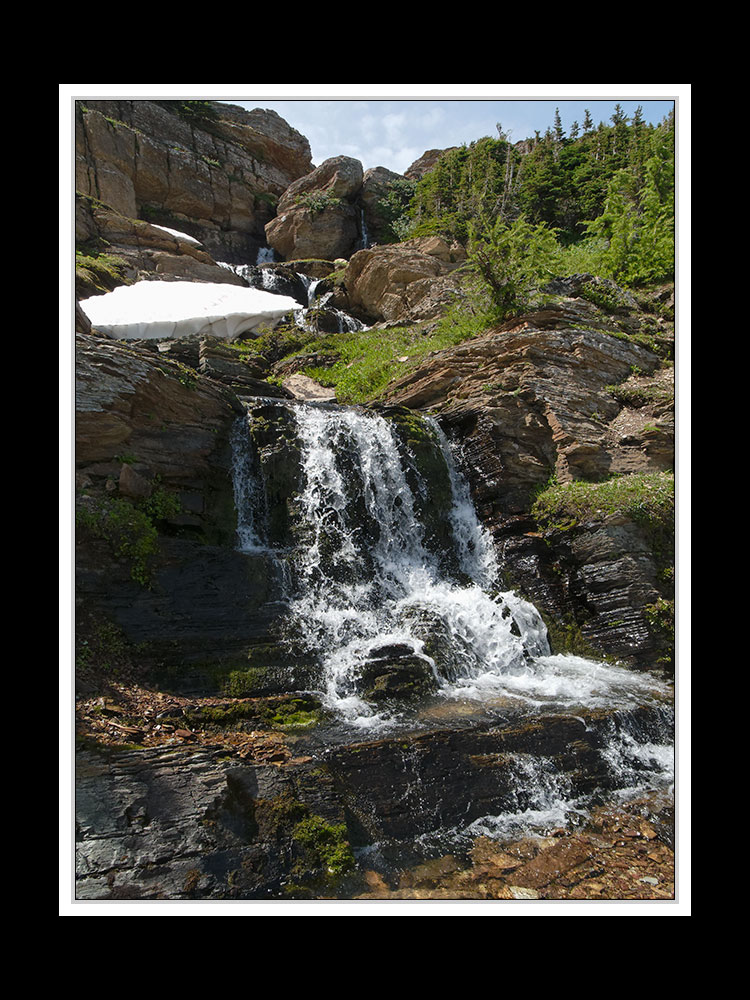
[
  {"left": 229, "top": 412, "right": 268, "bottom": 552},
  {"left": 359, "top": 208, "right": 370, "bottom": 250},
  {"left": 293, "top": 275, "right": 366, "bottom": 334},
  {"left": 221, "top": 258, "right": 367, "bottom": 336},
  {"left": 256, "top": 246, "right": 276, "bottom": 265}
]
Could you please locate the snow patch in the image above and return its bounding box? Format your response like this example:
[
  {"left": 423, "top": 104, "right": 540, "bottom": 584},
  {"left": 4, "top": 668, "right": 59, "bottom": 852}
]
[{"left": 79, "top": 281, "right": 299, "bottom": 341}]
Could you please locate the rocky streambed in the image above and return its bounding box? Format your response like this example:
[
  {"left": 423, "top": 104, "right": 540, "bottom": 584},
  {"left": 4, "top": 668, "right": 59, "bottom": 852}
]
[{"left": 75, "top": 683, "right": 674, "bottom": 901}]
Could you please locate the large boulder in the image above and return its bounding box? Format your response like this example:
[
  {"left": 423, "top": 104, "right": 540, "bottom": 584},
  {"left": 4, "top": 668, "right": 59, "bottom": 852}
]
[
  {"left": 404, "top": 147, "right": 458, "bottom": 180},
  {"left": 343, "top": 237, "right": 465, "bottom": 323},
  {"left": 265, "top": 156, "right": 364, "bottom": 261}
]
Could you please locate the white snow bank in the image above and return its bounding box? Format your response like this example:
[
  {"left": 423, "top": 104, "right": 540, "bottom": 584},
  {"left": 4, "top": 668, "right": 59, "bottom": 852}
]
[
  {"left": 80, "top": 281, "right": 299, "bottom": 341},
  {"left": 151, "top": 225, "right": 203, "bottom": 246}
]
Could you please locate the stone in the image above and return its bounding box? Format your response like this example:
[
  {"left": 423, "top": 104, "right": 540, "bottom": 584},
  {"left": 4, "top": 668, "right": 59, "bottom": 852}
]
[
  {"left": 343, "top": 239, "right": 463, "bottom": 323},
  {"left": 266, "top": 156, "right": 365, "bottom": 261},
  {"left": 118, "top": 463, "right": 152, "bottom": 499},
  {"left": 76, "top": 100, "right": 313, "bottom": 264},
  {"left": 404, "top": 147, "right": 459, "bottom": 181},
  {"left": 282, "top": 373, "right": 336, "bottom": 401}
]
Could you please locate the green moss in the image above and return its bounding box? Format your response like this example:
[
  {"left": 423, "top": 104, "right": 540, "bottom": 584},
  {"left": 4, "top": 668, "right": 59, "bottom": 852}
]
[
  {"left": 292, "top": 815, "right": 354, "bottom": 878},
  {"left": 644, "top": 597, "right": 675, "bottom": 667},
  {"left": 540, "top": 613, "right": 611, "bottom": 661},
  {"left": 76, "top": 497, "right": 159, "bottom": 587},
  {"left": 75, "top": 246, "right": 131, "bottom": 294},
  {"left": 222, "top": 666, "right": 272, "bottom": 697}
]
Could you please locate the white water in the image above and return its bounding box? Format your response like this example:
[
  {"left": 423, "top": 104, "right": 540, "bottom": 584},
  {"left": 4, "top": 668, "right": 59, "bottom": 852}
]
[{"left": 232, "top": 403, "right": 671, "bottom": 731}]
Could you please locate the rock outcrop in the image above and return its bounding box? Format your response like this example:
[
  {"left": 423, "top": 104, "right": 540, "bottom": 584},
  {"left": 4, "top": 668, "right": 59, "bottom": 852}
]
[
  {"left": 404, "top": 147, "right": 458, "bottom": 180},
  {"left": 74, "top": 333, "right": 295, "bottom": 685},
  {"left": 75, "top": 193, "right": 247, "bottom": 299},
  {"left": 265, "top": 156, "right": 364, "bottom": 261},
  {"left": 75, "top": 100, "right": 313, "bottom": 263}
]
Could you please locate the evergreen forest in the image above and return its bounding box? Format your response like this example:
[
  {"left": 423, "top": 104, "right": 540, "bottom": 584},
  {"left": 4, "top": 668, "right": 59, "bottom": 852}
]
[{"left": 387, "top": 104, "right": 675, "bottom": 305}]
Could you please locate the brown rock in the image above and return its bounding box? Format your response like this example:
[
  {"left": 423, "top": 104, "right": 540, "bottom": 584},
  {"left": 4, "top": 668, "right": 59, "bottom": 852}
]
[
  {"left": 343, "top": 239, "right": 463, "bottom": 323},
  {"left": 76, "top": 101, "right": 313, "bottom": 261}
]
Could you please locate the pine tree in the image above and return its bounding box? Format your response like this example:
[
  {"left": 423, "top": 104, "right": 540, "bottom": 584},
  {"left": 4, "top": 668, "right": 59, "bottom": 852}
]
[{"left": 554, "top": 107, "right": 565, "bottom": 143}]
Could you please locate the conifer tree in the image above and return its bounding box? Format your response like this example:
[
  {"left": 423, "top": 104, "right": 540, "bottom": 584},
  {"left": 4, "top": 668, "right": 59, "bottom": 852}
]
[{"left": 554, "top": 107, "right": 565, "bottom": 143}]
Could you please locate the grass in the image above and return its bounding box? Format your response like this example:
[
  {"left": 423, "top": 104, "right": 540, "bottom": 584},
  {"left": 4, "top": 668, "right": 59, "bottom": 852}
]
[
  {"left": 241, "top": 302, "right": 497, "bottom": 405},
  {"left": 531, "top": 471, "right": 675, "bottom": 533}
]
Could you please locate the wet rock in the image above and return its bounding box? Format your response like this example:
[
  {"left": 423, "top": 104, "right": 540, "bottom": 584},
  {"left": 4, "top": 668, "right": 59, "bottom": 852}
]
[{"left": 359, "top": 648, "right": 438, "bottom": 702}]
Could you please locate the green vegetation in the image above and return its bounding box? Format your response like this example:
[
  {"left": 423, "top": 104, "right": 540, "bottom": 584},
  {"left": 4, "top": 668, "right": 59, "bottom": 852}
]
[
  {"left": 296, "top": 192, "right": 342, "bottom": 215},
  {"left": 607, "top": 382, "right": 674, "bottom": 408},
  {"left": 76, "top": 487, "right": 181, "bottom": 587},
  {"left": 531, "top": 471, "right": 674, "bottom": 533},
  {"left": 292, "top": 815, "right": 354, "bottom": 878},
  {"left": 75, "top": 246, "right": 131, "bottom": 294},
  {"left": 643, "top": 597, "right": 675, "bottom": 668},
  {"left": 462, "top": 215, "right": 561, "bottom": 318},
  {"left": 237, "top": 304, "right": 494, "bottom": 405},
  {"left": 397, "top": 106, "right": 675, "bottom": 296},
  {"left": 160, "top": 100, "right": 219, "bottom": 124}
]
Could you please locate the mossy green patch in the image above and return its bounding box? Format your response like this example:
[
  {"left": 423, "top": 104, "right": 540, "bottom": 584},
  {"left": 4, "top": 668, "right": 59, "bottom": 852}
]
[
  {"left": 532, "top": 471, "right": 674, "bottom": 534},
  {"left": 293, "top": 814, "right": 354, "bottom": 877}
]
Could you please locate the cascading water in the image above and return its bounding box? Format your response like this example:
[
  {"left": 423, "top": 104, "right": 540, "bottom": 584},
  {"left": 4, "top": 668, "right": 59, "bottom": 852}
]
[
  {"left": 231, "top": 401, "right": 673, "bottom": 736},
  {"left": 230, "top": 411, "right": 267, "bottom": 552}
]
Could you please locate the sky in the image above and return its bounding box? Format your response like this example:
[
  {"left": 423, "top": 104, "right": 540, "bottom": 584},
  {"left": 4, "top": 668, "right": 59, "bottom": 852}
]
[
  {"left": 61, "top": 84, "right": 686, "bottom": 178},
  {"left": 224, "top": 95, "right": 677, "bottom": 175}
]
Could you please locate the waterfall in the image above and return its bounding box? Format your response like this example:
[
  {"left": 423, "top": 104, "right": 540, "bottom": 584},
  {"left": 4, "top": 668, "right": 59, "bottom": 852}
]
[
  {"left": 230, "top": 402, "right": 673, "bottom": 733},
  {"left": 230, "top": 412, "right": 267, "bottom": 552},
  {"left": 256, "top": 246, "right": 276, "bottom": 265},
  {"left": 360, "top": 208, "right": 370, "bottom": 250}
]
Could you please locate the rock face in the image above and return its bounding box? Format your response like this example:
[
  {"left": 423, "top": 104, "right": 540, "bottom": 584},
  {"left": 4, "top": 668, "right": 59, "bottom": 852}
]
[
  {"left": 74, "top": 333, "right": 294, "bottom": 685},
  {"left": 75, "top": 702, "right": 673, "bottom": 899},
  {"left": 75, "top": 194, "right": 247, "bottom": 298},
  {"left": 75, "top": 100, "right": 313, "bottom": 263},
  {"left": 404, "top": 147, "right": 458, "bottom": 180}
]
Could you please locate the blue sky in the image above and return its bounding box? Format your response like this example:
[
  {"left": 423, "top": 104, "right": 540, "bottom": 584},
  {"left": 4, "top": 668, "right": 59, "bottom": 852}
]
[{"left": 225, "top": 96, "right": 677, "bottom": 175}]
